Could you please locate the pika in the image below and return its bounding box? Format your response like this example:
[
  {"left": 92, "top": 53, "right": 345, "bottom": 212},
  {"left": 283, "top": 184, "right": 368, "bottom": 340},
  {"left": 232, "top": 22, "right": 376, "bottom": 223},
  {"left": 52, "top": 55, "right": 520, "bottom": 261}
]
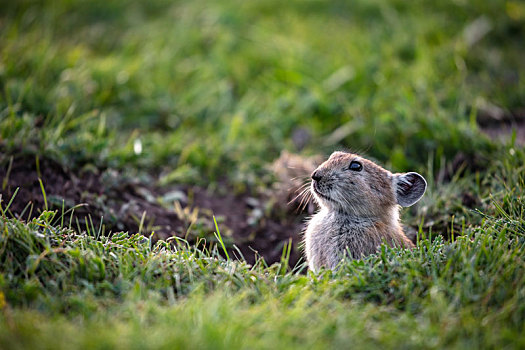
[{"left": 304, "top": 151, "right": 426, "bottom": 271}]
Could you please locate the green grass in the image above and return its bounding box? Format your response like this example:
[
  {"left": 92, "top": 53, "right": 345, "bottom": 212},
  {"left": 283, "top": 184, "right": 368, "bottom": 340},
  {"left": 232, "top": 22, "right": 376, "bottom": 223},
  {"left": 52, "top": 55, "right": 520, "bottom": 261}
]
[
  {"left": 1, "top": 0, "right": 525, "bottom": 348},
  {"left": 2, "top": 0, "right": 522, "bottom": 182},
  {"left": 1, "top": 157, "right": 524, "bottom": 348}
]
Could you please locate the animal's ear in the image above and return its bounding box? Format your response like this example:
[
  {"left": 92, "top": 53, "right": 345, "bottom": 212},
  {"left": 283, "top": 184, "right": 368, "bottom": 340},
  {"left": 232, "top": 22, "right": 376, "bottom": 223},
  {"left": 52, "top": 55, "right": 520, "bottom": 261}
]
[{"left": 394, "top": 172, "right": 427, "bottom": 207}]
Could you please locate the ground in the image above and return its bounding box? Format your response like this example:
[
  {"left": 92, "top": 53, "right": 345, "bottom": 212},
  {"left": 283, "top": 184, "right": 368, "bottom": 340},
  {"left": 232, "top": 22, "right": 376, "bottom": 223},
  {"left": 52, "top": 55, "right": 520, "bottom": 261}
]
[
  {"left": 2, "top": 117, "right": 522, "bottom": 267},
  {"left": 0, "top": 150, "right": 307, "bottom": 265}
]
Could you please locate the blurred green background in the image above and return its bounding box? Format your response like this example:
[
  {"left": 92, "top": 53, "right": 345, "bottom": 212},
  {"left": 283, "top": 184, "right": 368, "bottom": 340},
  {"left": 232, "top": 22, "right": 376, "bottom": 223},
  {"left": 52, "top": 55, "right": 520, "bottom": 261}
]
[{"left": 1, "top": 0, "right": 523, "bottom": 187}]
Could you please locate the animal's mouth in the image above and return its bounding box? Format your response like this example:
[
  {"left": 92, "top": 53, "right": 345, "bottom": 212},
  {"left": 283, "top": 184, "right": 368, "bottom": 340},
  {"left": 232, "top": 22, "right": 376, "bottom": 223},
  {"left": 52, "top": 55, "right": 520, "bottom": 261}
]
[{"left": 312, "top": 182, "right": 333, "bottom": 202}]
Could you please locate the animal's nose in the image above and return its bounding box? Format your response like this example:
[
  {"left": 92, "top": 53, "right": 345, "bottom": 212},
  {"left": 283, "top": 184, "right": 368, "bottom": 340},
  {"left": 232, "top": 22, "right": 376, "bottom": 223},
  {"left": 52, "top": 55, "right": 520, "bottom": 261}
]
[{"left": 311, "top": 170, "right": 323, "bottom": 182}]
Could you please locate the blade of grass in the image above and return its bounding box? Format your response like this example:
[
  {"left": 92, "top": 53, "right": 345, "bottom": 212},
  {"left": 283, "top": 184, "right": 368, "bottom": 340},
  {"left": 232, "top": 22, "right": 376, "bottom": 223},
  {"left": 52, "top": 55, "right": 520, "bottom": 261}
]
[
  {"left": 138, "top": 211, "right": 146, "bottom": 235},
  {"left": 38, "top": 178, "right": 48, "bottom": 211},
  {"left": 1, "top": 187, "right": 19, "bottom": 217},
  {"left": 2, "top": 156, "right": 13, "bottom": 191},
  {"left": 213, "top": 215, "right": 229, "bottom": 261}
]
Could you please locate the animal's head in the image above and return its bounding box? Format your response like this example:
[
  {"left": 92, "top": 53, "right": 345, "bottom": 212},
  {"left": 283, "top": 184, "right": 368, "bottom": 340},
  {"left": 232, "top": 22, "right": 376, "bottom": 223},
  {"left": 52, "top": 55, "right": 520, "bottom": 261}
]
[{"left": 310, "top": 151, "right": 426, "bottom": 217}]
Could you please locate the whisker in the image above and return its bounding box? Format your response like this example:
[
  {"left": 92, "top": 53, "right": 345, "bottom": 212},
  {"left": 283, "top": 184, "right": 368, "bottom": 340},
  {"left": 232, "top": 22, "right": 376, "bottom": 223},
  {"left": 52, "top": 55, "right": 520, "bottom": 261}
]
[
  {"left": 288, "top": 186, "right": 310, "bottom": 205},
  {"left": 302, "top": 191, "right": 314, "bottom": 212},
  {"left": 292, "top": 183, "right": 310, "bottom": 195},
  {"left": 290, "top": 175, "right": 311, "bottom": 182},
  {"left": 300, "top": 190, "right": 313, "bottom": 210}
]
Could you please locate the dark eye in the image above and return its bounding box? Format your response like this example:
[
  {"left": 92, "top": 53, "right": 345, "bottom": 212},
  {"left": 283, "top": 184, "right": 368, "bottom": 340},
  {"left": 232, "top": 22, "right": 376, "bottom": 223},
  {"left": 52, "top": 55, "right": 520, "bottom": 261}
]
[{"left": 348, "top": 161, "right": 362, "bottom": 171}]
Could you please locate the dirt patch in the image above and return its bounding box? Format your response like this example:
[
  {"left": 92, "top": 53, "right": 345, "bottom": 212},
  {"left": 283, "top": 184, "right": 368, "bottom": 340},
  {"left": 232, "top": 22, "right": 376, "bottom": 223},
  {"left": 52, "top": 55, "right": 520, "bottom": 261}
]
[
  {"left": 0, "top": 150, "right": 307, "bottom": 266},
  {"left": 477, "top": 106, "right": 525, "bottom": 145}
]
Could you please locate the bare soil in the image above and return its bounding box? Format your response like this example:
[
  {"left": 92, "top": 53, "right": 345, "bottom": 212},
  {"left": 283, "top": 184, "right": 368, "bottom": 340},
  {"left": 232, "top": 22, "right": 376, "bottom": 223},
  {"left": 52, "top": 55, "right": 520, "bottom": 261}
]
[
  {"left": 477, "top": 107, "right": 525, "bottom": 145},
  {"left": 0, "top": 151, "right": 306, "bottom": 266}
]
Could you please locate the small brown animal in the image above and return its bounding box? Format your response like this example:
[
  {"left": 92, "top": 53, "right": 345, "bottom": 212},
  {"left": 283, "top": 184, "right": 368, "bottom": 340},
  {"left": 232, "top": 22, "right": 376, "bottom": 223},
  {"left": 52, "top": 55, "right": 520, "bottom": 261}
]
[{"left": 304, "top": 151, "right": 426, "bottom": 271}]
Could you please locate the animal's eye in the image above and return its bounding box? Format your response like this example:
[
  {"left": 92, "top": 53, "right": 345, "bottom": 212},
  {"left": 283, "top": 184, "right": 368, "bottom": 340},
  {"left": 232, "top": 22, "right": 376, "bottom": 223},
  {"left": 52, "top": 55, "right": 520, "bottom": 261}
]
[{"left": 348, "top": 161, "right": 363, "bottom": 171}]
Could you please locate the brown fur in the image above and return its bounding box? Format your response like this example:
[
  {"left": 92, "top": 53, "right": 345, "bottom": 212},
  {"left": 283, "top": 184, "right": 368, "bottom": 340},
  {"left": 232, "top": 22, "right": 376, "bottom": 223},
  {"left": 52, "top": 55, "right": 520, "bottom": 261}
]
[{"left": 304, "top": 151, "right": 426, "bottom": 271}]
